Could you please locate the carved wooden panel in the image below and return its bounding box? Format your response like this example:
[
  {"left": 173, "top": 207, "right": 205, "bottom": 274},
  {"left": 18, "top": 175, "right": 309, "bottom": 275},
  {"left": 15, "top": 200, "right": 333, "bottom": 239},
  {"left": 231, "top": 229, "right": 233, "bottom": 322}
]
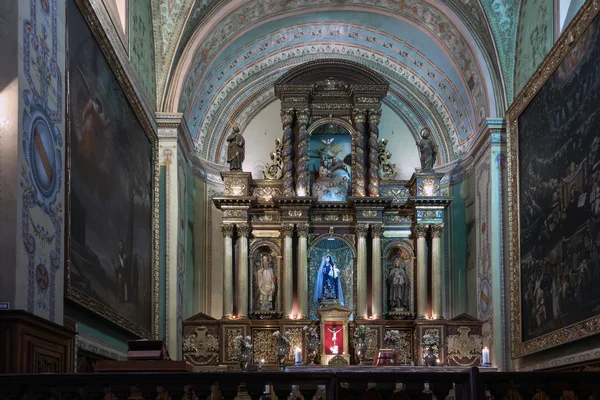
[
  {"left": 221, "top": 324, "right": 248, "bottom": 364},
  {"left": 252, "top": 328, "right": 278, "bottom": 364},
  {"left": 446, "top": 325, "right": 483, "bottom": 367},
  {"left": 183, "top": 325, "right": 220, "bottom": 366}
]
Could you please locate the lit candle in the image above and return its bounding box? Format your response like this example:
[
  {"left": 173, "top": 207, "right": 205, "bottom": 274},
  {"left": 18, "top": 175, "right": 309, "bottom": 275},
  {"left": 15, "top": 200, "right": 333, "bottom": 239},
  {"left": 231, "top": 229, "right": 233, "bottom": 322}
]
[
  {"left": 259, "top": 358, "right": 264, "bottom": 370},
  {"left": 482, "top": 347, "right": 490, "bottom": 365},
  {"left": 294, "top": 347, "right": 302, "bottom": 365}
]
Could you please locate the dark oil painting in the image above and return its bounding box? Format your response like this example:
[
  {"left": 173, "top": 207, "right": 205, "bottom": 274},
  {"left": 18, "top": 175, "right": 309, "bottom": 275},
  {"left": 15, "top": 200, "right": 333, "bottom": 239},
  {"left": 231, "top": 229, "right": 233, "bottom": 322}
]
[
  {"left": 67, "top": 0, "right": 153, "bottom": 335},
  {"left": 519, "top": 12, "right": 600, "bottom": 343}
]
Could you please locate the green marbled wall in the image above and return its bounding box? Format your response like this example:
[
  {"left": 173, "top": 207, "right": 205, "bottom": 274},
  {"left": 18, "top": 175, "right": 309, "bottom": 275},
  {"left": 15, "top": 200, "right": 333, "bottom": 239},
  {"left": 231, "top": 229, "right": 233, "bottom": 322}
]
[
  {"left": 514, "top": 0, "right": 555, "bottom": 96},
  {"left": 129, "top": 0, "right": 156, "bottom": 107}
]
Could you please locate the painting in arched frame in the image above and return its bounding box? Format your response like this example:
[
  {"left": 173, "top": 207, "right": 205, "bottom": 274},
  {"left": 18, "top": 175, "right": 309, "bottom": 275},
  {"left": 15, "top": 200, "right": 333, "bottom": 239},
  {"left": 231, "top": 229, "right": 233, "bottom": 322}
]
[{"left": 309, "top": 123, "right": 352, "bottom": 201}]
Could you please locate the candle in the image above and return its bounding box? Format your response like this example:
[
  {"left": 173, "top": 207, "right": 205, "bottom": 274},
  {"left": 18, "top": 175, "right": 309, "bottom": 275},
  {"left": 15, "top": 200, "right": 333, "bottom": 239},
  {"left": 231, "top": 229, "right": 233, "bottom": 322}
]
[
  {"left": 294, "top": 347, "right": 302, "bottom": 365},
  {"left": 482, "top": 347, "right": 490, "bottom": 365},
  {"left": 259, "top": 358, "right": 264, "bottom": 370}
]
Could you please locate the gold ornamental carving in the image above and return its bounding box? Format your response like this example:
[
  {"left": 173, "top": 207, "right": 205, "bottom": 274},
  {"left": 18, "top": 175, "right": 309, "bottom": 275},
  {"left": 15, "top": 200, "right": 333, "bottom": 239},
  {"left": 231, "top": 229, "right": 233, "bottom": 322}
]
[
  {"left": 325, "top": 215, "right": 339, "bottom": 222},
  {"left": 413, "top": 225, "right": 428, "bottom": 239},
  {"left": 281, "top": 108, "right": 295, "bottom": 124},
  {"left": 447, "top": 327, "right": 482, "bottom": 367},
  {"left": 224, "top": 209, "right": 244, "bottom": 218},
  {"left": 430, "top": 224, "right": 444, "bottom": 238},
  {"left": 378, "top": 139, "right": 397, "bottom": 180},
  {"left": 371, "top": 224, "right": 384, "bottom": 237},
  {"left": 288, "top": 210, "right": 303, "bottom": 218},
  {"left": 365, "top": 328, "right": 379, "bottom": 360},
  {"left": 253, "top": 187, "right": 283, "bottom": 202},
  {"left": 417, "top": 178, "right": 440, "bottom": 197},
  {"left": 342, "top": 214, "right": 353, "bottom": 222},
  {"left": 361, "top": 210, "right": 377, "bottom": 218},
  {"left": 328, "top": 355, "right": 349, "bottom": 365},
  {"left": 226, "top": 328, "right": 242, "bottom": 362},
  {"left": 183, "top": 327, "right": 220, "bottom": 365},
  {"left": 224, "top": 178, "right": 247, "bottom": 196},
  {"left": 282, "top": 223, "right": 295, "bottom": 237},
  {"left": 237, "top": 223, "right": 250, "bottom": 237},
  {"left": 285, "top": 327, "right": 304, "bottom": 360},
  {"left": 253, "top": 214, "right": 281, "bottom": 223},
  {"left": 297, "top": 223, "right": 310, "bottom": 237},
  {"left": 221, "top": 224, "right": 235, "bottom": 237},
  {"left": 253, "top": 330, "right": 278, "bottom": 364},
  {"left": 352, "top": 108, "right": 367, "bottom": 124},
  {"left": 394, "top": 331, "right": 412, "bottom": 365},
  {"left": 263, "top": 138, "right": 284, "bottom": 180},
  {"left": 356, "top": 224, "right": 369, "bottom": 238}
]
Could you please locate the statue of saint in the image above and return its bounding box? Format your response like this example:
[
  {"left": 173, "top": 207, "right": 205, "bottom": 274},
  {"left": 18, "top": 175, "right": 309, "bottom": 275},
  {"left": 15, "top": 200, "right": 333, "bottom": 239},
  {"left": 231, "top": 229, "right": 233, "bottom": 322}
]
[
  {"left": 257, "top": 254, "right": 275, "bottom": 310},
  {"left": 418, "top": 127, "right": 437, "bottom": 171},
  {"left": 387, "top": 257, "right": 408, "bottom": 310},
  {"left": 226, "top": 125, "right": 245, "bottom": 171},
  {"left": 313, "top": 255, "right": 344, "bottom": 305}
]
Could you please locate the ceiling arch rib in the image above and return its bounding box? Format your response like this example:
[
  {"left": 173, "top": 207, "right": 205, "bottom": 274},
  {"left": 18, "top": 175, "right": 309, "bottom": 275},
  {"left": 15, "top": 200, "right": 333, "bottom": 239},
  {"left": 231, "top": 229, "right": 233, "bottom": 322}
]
[
  {"left": 170, "top": 1, "right": 497, "bottom": 121},
  {"left": 205, "top": 59, "right": 454, "bottom": 167}
]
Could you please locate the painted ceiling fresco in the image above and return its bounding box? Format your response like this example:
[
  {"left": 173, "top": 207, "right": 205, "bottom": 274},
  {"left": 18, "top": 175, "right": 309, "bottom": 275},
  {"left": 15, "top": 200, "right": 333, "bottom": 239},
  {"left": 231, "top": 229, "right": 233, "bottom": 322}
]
[{"left": 152, "top": 0, "right": 521, "bottom": 163}]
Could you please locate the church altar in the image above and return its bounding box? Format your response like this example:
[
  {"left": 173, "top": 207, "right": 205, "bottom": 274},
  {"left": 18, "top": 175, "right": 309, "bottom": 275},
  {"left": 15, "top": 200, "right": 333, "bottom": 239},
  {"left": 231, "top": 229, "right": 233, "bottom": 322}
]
[{"left": 184, "top": 61, "right": 484, "bottom": 371}]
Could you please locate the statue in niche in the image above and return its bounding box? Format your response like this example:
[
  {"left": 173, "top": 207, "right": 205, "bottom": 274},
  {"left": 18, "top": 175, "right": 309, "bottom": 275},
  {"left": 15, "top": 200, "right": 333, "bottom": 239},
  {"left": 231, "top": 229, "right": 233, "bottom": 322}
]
[
  {"left": 418, "top": 127, "right": 438, "bottom": 171},
  {"left": 226, "top": 125, "right": 245, "bottom": 171},
  {"left": 313, "top": 255, "right": 345, "bottom": 305},
  {"left": 256, "top": 253, "right": 276, "bottom": 310},
  {"left": 387, "top": 257, "right": 409, "bottom": 310}
]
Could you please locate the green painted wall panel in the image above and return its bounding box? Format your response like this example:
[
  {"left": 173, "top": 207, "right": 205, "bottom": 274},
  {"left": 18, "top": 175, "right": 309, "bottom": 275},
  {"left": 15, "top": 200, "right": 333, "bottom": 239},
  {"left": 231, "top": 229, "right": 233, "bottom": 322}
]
[{"left": 129, "top": 0, "right": 156, "bottom": 106}]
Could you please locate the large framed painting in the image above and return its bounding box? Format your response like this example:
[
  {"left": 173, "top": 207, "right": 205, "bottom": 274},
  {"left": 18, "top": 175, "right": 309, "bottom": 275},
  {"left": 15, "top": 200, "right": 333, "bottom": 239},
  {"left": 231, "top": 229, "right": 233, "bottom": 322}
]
[
  {"left": 65, "top": 0, "right": 158, "bottom": 338},
  {"left": 508, "top": 0, "right": 600, "bottom": 357}
]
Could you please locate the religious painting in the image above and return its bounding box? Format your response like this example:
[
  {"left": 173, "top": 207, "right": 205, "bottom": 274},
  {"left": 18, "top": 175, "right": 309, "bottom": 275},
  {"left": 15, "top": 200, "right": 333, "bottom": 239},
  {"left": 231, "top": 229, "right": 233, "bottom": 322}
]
[
  {"left": 250, "top": 243, "right": 281, "bottom": 317},
  {"left": 66, "top": 0, "right": 154, "bottom": 337},
  {"left": 383, "top": 242, "right": 414, "bottom": 317},
  {"left": 508, "top": 2, "right": 600, "bottom": 357},
  {"left": 308, "top": 237, "right": 354, "bottom": 319},
  {"left": 309, "top": 123, "right": 352, "bottom": 201}
]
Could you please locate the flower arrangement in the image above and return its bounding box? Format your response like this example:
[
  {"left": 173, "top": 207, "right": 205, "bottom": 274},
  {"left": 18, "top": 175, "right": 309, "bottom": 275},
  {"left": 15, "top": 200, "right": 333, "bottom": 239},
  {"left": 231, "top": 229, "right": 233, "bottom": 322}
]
[
  {"left": 273, "top": 330, "right": 292, "bottom": 348},
  {"left": 421, "top": 331, "right": 440, "bottom": 351},
  {"left": 383, "top": 330, "right": 402, "bottom": 349},
  {"left": 303, "top": 325, "right": 320, "bottom": 345},
  {"left": 233, "top": 335, "right": 253, "bottom": 355},
  {"left": 354, "top": 325, "right": 371, "bottom": 340}
]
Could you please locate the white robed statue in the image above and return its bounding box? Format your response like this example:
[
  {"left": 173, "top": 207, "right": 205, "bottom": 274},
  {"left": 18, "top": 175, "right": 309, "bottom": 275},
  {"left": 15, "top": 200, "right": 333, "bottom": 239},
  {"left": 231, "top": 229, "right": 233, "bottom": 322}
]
[{"left": 313, "top": 255, "right": 344, "bottom": 306}]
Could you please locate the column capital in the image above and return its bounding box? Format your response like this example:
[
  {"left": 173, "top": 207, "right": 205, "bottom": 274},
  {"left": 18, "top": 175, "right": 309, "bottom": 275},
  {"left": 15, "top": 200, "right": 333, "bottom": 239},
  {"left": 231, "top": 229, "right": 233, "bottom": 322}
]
[
  {"left": 296, "top": 108, "right": 310, "bottom": 124},
  {"left": 352, "top": 108, "right": 367, "bottom": 124},
  {"left": 296, "top": 223, "right": 310, "bottom": 238},
  {"left": 371, "top": 224, "right": 384, "bottom": 237},
  {"left": 368, "top": 108, "right": 382, "bottom": 125},
  {"left": 356, "top": 223, "right": 370, "bottom": 238},
  {"left": 282, "top": 223, "right": 295, "bottom": 237},
  {"left": 413, "top": 224, "right": 428, "bottom": 238},
  {"left": 430, "top": 224, "right": 444, "bottom": 238},
  {"left": 281, "top": 108, "right": 295, "bottom": 124},
  {"left": 237, "top": 223, "right": 250, "bottom": 237},
  {"left": 221, "top": 223, "right": 235, "bottom": 237}
]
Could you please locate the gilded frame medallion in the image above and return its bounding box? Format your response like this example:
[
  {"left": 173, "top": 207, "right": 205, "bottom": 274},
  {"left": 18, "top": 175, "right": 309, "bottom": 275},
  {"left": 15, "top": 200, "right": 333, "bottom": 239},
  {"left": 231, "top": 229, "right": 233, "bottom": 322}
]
[{"left": 507, "top": 0, "right": 600, "bottom": 358}]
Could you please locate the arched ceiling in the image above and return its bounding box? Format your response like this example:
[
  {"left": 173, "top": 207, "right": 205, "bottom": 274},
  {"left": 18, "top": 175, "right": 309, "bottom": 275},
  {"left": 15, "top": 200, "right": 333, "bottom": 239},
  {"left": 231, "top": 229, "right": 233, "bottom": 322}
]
[{"left": 153, "top": 0, "right": 518, "bottom": 165}]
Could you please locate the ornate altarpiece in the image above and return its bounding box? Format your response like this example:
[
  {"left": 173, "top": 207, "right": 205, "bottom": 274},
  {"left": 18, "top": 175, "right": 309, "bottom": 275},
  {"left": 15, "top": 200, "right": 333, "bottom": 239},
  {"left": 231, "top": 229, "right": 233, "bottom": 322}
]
[{"left": 184, "top": 59, "right": 482, "bottom": 369}]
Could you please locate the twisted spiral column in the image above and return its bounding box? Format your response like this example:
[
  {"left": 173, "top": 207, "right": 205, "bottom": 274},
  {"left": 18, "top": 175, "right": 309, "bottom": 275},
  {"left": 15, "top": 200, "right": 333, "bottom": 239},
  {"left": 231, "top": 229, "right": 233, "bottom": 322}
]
[
  {"left": 295, "top": 109, "right": 310, "bottom": 196},
  {"left": 367, "top": 109, "right": 381, "bottom": 196},
  {"left": 352, "top": 108, "right": 367, "bottom": 197},
  {"left": 281, "top": 109, "right": 296, "bottom": 197}
]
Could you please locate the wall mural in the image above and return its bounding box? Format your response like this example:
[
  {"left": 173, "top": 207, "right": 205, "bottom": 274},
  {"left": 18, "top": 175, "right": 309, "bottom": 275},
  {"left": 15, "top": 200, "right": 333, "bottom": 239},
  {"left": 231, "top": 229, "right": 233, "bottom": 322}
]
[
  {"left": 514, "top": 0, "right": 554, "bottom": 95},
  {"left": 128, "top": 0, "right": 155, "bottom": 106},
  {"left": 310, "top": 125, "right": 352, "bottom": 202},
  {"left": 308, "top": 238, "right": 354, "bottom": 320},
  {"left": 67, "top": 0, "right": 153, "bottom": 336},
  {"left": 513, "top": 8, "right": 600, "bottom": 355},
  {"left": 18, "top": 0, "right": 66, "bottom": 322}
]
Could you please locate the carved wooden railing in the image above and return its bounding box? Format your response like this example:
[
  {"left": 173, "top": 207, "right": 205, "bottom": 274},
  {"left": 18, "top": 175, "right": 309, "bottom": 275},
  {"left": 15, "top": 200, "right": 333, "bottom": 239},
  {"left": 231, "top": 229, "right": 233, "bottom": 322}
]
[{"left": 1, "top": 368, "right": 600, "bottom": 400}]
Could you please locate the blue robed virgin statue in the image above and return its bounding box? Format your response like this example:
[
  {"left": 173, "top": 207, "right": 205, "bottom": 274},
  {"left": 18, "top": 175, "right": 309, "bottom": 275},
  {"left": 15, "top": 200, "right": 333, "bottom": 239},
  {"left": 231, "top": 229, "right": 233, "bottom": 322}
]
[{"left": 313, "top": 255, "right": 344, "bottom": 305}]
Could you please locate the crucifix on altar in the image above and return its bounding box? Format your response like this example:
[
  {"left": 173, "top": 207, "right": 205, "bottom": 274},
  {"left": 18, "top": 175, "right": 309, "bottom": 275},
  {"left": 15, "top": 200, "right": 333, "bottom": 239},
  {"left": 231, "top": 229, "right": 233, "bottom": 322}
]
[{"left": 317, "top": 303, "right": 352, "bottom": 365}]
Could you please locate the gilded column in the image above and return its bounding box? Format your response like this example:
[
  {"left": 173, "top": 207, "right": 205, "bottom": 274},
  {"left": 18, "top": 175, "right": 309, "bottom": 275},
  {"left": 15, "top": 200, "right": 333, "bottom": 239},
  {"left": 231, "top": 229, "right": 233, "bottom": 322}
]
[
  {"left": 352, "top": 108, "right": 367, "bottom": 197},
  {"left": 296, "top": 223, "right": 310, "bottom": 318},
  {"left": 282, "top": 223, "right": 295, "bottom": 318},
  {"left": 371, "top": 224, "right": 384, "bottom": 318},
  {"left": 367, "top": 109, "right": 381, "bottom": 196},
  {"left": 221, "top": 224, "right": 235, "bottom": 318},
  {"left": 356, "top": 223, "right": 369, "bottom": 318},
  {"left": 281, "top": 109, "right": 296, "bottom": 197},
  {"left": 431, "top": 224, "right": 444, "bottom": 319},
  {"left": 295, "top": 109, "right": 310, "bottom": 196},
  {"left": 236, "top": 223, "right": 250, "bottom": 318},
  {"left": 414, "top": 224, "right": 429, "bottom": 319}
]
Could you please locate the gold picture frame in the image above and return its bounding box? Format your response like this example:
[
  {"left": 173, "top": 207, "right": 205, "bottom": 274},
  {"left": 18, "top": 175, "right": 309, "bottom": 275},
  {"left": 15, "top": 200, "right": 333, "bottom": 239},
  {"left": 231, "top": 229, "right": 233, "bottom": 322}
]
[
  {"left": 507, "top": 0, "right": 600, "bottom": 358},
  {"left": 65, "top": 0, "right": 159, "bottom": 339}
]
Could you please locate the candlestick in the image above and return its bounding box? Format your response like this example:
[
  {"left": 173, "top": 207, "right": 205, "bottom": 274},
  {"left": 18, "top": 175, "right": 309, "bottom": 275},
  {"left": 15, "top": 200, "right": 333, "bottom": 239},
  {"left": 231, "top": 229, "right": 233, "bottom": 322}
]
[
  {"left": 482, "top": 347, "right": 490, "bottom": 366},
  {"left": 294, "top": 347, "right": 303, "bottom": 366}
]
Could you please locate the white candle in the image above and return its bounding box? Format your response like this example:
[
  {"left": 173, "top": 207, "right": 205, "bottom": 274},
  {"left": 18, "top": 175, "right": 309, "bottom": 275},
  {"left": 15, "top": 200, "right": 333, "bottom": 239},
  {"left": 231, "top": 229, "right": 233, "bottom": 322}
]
[
  {"left": 294, "top": 347, "right": 302, "bottom": 364},
  {"left": 482, "top": 347, "right": 490, "bottom": 365}
]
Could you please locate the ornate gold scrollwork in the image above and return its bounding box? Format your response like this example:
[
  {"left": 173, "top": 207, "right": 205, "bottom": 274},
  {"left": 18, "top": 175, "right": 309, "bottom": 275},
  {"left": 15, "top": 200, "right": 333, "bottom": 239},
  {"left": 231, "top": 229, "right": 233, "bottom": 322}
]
[
  {"left": 253, "top": 330, "right": 278, "bottom": 364},
  {"left": 183, "top": 327, "right": 220, "bottom": 365},
  {"left": 447, "top": 327, "right": 482, "bottom": 367},
  {"left": 226, "top": 328, "right": 242, "bottom": 362},
  {"left": 263, "top": 138, "right": 284, "bottom": 180},
  {"left": 356, "top": 223, "right": 369, "bottom": 238},
  {"left": 378, "top": 138, "right": 397, "bottom": 180},
  {"left": 221, "top": 224, "right": 235, "bottom": 237}
]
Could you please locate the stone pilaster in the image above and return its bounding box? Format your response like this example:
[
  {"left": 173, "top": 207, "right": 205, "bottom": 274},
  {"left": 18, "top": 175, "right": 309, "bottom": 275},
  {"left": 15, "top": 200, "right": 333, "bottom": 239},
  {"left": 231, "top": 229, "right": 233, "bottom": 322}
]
[
  {"left": 371, "top": 224, "right": 384, "bottom": 318},
  {"left": 356, "top": 223, "right": 369, "bottom": 318},
  {"left": 414, "top": 224, "right": 429, "bottom": 319},
  {"left": 236, "top": 223, "right": 250, "bottom": 318},
  {"left": 431, "top": 224, "right": 444, "bottom": 319},
  {"left": 282, "top": 223, "right": 295, "bottom": 318},
  {"left": 296, "top": 223, "right": 310, "bottom": 318},
  {"left": 221, "top": 224, "right": 235, "bottom": 318}
]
